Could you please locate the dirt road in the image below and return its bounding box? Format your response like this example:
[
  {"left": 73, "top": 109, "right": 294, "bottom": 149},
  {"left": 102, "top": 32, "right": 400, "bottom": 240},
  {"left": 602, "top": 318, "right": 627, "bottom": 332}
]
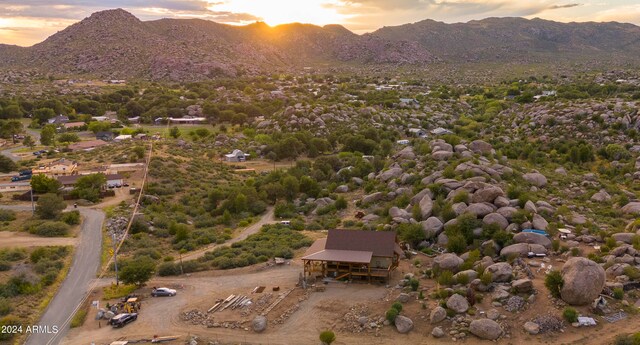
[
  {"left": 178, "top": 207, "right": 276, "bottom": 262},
  {"left": 0, "top": 232, "right": 77, "bottom": 248}
]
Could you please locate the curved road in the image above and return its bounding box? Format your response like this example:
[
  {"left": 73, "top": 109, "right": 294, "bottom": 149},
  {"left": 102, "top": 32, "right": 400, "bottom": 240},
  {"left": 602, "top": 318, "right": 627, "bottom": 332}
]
[{"left": 0, "top": 205, "right": 105, "bottom": 345}]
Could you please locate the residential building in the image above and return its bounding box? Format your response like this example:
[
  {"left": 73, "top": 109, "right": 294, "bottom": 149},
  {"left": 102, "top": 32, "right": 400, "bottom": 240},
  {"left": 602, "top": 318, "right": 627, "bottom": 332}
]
[
  {"left": 68, "top": 140, "right": 109, "bottom": 152},
  {"left": 225, "top": 149, "right": 248, "bottom": 162},
  {"left": 32, "top": 158, "right": 77, "bottom": 176},
  {"left": 0, "top": 182, "right": 31, "bottom": 193},
  {"left": 113, "top": 135, "right": 132, "bottom": 142},
  {"left": 302, "top": 230, "right": 401, "bottom": 282},
  {"left": 408, "top": 128, "right": 427, "bottom": 137},
  {"left": 48, "top": 115, "right": 69, "bottom": 125},
  {"left": 57, "top": 173, "right": 124, "bottom": 188}
]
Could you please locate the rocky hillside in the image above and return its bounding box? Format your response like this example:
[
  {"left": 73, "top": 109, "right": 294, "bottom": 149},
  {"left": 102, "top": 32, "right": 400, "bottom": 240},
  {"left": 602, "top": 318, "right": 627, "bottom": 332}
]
[
  {"left": 372, "top": 17, "right": 640, "bottom": 63},
  {"left": 2, "top": 9, "right": 640, "bottom": 79}
]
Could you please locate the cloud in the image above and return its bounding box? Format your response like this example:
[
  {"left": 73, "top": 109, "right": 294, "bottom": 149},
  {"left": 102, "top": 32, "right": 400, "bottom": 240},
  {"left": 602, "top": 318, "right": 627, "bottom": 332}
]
[{"left": 549, "top": 3, "right": 582, "bottom": 10}]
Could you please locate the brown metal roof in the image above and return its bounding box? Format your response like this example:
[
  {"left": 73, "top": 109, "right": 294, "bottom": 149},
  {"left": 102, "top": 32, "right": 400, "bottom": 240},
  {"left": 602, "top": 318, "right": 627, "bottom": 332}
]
[
  {"left": 325, "top": 229, "right": 397, "bottom": 258},
  {"left": 302, "top": 249, "right": 373, "bottom": 264},
  {"left": 303, "top": 238, "right": 327, "bottom": 257}
]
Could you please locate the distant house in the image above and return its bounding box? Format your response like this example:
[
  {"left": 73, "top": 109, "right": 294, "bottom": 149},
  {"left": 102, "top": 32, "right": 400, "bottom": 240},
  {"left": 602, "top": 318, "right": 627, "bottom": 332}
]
[
  {"left": 167, "top": 117, "right": 207, "bottom": 125},
  {"left": 91, "top": 116, "right": 109, "bottom": 122},
  {"left": 431, "top": 127, "right": 453, "bottom": 136},
  {"left": 396, "top": 140, "right": 410, "bottom": 145},
  {"left": 134, "top": 133, "right": 148, "bottom": 140},
  {"left": 302, "top": 229, "right": 402, "bottom": 282},
  {"left": 68, "top": 139, "right": 109, "bottom": 152},
  {"left": 113, "top": 135, "right": 132, "bottom": 142},
  {"left": 128, "top": 116, "right": 141, "bottom": 124},
  {"left": 96, "top": 132, "right": 115, "bottom": 142},
  {"left": 0, "top": 182, "right": 31, "bottom": 193},
  {"left": 408, "top": 128, "right": 427, "bottom": 137},
  {"left": 57, "top": 173, "right": 124, "bottom": 188},
  {"left": 48, "top": 115, "right": 69, "bottom": 125},
  {"left": 63, "top": 122, "right": 86, "bottom": 130},
  {"left": 399, "top": 98, "right": 419, "bottom": 106},
  {"left": 33, "top": 158, "right": 77, "bottom": 177},
  {"left": 225, "top": 149, "right": 248, "bottom": 162}
]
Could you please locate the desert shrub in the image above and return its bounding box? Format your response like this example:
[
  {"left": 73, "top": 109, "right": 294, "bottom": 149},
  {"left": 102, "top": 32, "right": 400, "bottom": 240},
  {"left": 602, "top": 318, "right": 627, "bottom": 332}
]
[
  {"left": 552, "top": 239, "right": 560, "bottom": 252},
  {"left": 446, "top": 234, "right": 467, "bottom": 254},
  {"left": 30, "top": 221, "right": 70, "bottom": 237},
  {"left": 391, "top": 302, "right": 403, "bottom": 313},
  {"left": 452, "top": 190, "right": 469, "bottom": 204},
  {"left": 456, "top": 273, "right": 470, "bottom": 285},
  {"left": 60, "top": 211, "right": 81, "bottom": 225},
  {"left": 0, "top": 315, "right": 20, "bottom": 341},
  {"left": 613, "top": 333, "right": 640, "bottom": 345},
  {"left": 624, "top": 266, "right": 640, "bottom": 281},
  {"left": 70, "top": 309, "right": 87, "bottom": 328},
  {"left": 0, "top": 298, "right": 11, "bottom": 316},
  {"left": 562, "top": 307, "right": 578, "bottom": 323},
  {"left": 570, "top": 247, "right": 581, "bottom": 256},
  {"left": 480, "top": 271, "right": 493, "bottom": 286},
  {"left": 385, "top": 308, "right": 399, "bottom": 323},
  {"left": 30, "top": 246, "right": 68, "bottom": 263},
  {"left": 158, "top": 262, "right": 180, "bottom": 276},
  {"left": 0, "top": 249, "right": 26, "bottom": 262},
  {"left": 409, "top": 278, "right": 419, "bottom": 291},
  {"left": 613, "top": 287, "right": 625, "bottom": 300},
  {"left": 319, "top": 330, "right": 336, "bottom": 344},
  {"left": 0, "top": 209, "right": 16, "bottom": 222},
  {"left": 545, "top": 270, "right": 564, "bottom": 298},
  {"left": 437, "top": 270, "right": 454, "bottom": 286},
  {"left": 0, "top": 262, "right": 10, "bottom": 271}
]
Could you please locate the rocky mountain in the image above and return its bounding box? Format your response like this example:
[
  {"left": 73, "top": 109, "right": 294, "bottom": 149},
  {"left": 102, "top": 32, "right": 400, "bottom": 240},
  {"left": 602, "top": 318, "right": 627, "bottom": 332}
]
[{"left": 1, "top": 9, "right": 640, "bottom": 79}]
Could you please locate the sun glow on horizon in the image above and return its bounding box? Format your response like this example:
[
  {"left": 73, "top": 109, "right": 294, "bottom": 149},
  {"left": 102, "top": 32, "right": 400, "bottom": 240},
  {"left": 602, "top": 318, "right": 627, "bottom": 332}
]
[{"left": 208, "top": 0, "right": 349, "bottom": 27}]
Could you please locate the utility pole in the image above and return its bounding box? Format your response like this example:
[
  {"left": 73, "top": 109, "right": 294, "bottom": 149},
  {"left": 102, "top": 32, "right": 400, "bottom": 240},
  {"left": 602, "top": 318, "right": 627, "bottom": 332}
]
[
  {"left": 30, "top": 188, "right": 35, "bottom": 215},
  {"left": 179, "top": 249, "right": 184, "bottom": 275},
  {"left": 112, "top": 232, "right": 119, "bottom": 286}
]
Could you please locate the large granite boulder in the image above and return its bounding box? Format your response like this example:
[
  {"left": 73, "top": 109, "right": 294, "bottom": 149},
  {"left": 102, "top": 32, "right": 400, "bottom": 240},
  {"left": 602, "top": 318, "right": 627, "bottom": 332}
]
[
  {"left": 560, "top": 257, "right": 605, "bottom": 305},
  {"left": 513, "top": 232, "right": 552, "bottom": 249},
  {"left": 433, "top": 253, "right": 463, "bottom": 272},
  {"left": 470, "top": 319, "right": 502, "bottom": 340}
]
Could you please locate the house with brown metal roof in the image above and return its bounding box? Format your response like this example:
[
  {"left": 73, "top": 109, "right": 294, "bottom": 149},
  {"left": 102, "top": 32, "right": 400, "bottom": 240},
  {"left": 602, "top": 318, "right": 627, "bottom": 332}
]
[{"left": 302, "top": 229, "right": 402, "bottom": 283}]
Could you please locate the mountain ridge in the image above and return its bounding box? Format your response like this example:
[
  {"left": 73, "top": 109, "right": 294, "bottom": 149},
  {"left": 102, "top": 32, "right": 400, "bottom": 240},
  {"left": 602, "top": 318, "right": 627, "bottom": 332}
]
[{"left": 1, "top": 8, "right": 639, "bottom": 80}]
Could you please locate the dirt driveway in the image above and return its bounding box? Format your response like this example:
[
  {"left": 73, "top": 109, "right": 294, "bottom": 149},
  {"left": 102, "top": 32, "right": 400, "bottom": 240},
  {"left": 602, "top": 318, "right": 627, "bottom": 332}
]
[{"left": 0, "top": 232, "right": 78, "bottom": 248}]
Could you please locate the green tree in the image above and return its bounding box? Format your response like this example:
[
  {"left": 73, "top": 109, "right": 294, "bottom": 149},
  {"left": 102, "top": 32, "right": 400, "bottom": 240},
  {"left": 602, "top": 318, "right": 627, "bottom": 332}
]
[
  {"left": 57, "top": 133, "right": 80, "bottom": 143},
  {"left": 31, "top": 174, "right": 61, "bottom": 193},
  {"left": 87, "top": 121, "right": 111, "bottom": 134},
  {"left": 40, "top": 125, "right": 56, "bottom": 146},
  {"left": 282, "top": 175, "right": 299, "bottom": 201},
  {"left": 22, "top": 135, "right": 35, "bottom": 148},
  {"left": 0, "top": 156, "right": 17, "bottom": 173},
  {"left": 72, "top": 173, "right": 106, "bottom": 202},
  {"left": 35, "top": 193, "right": 66, "bottom": 219},
  {"left": 169, "top": 126, "right": 181, "bottom": 139},
  {"left": 33, "top": 108, "right": 55, "bottom": 124},
  {"left": 119, "top": 256, "right": 156, "bottom": 286},
  {"left": 397, "top": 223, "right": 425, "bottom": 246},
  {"left": 1, "top": 104, "right": 23, "bottom": 119}
]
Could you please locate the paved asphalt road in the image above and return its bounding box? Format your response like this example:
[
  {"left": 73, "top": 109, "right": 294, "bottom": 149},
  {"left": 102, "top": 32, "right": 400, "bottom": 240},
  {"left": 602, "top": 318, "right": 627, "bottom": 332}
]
[{"left": 0, "top": 205, "right": 105, "bottom": 345}]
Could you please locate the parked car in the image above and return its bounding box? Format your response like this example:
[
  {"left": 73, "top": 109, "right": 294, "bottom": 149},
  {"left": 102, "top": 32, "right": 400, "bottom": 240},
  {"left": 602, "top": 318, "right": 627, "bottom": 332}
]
[
  {"left": 151, "top": 287, "right": 177, "bottom": 297},
  {"left": 109, "top": 313, "right": 137, "bottom": 328}
]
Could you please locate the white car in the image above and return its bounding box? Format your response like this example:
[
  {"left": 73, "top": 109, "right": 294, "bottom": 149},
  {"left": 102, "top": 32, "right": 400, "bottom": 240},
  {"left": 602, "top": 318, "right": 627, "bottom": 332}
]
[{"left": 151, "top": 287, "right": 177, "bottom": 297}]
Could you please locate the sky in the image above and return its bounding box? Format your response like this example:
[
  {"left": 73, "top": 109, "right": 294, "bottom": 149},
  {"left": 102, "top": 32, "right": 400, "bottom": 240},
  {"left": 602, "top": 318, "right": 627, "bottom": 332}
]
[{"left": 1, "top": 0, "right": 640, "bottom": 46}]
